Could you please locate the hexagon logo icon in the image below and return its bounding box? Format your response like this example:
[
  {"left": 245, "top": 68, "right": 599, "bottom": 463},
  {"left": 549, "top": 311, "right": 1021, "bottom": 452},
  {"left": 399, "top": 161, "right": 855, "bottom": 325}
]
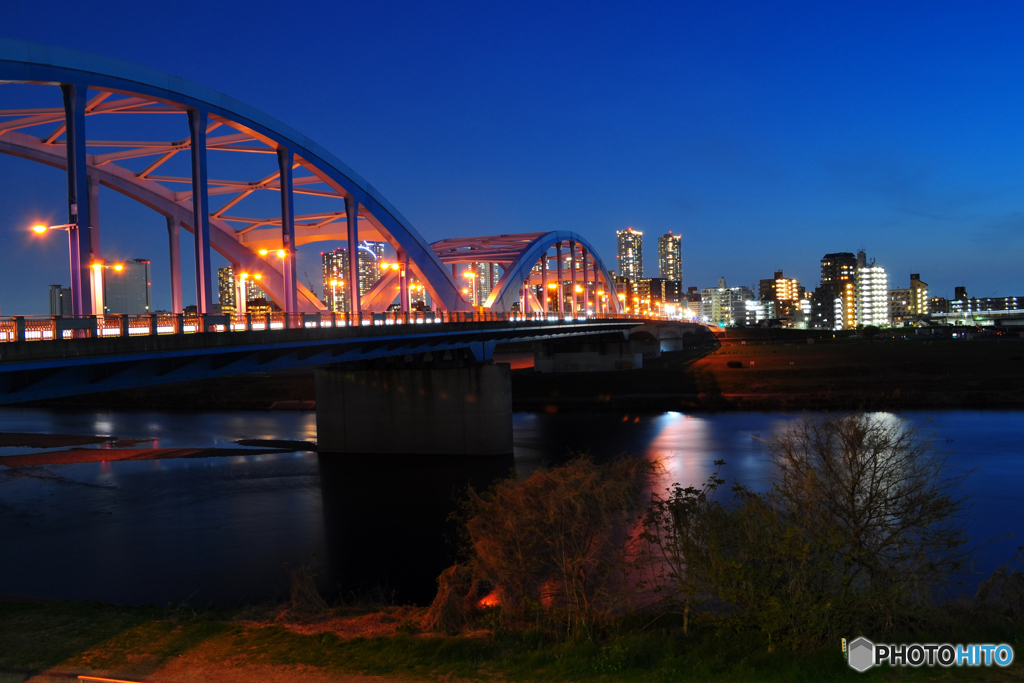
[{"left": 848, "top": 637, "right": 874, "bottom": 672}]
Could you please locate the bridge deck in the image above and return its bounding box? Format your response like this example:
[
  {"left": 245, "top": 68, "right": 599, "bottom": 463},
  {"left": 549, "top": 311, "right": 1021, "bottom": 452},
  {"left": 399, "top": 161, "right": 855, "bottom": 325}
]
[{"left": 0, "top": 316, "right": 644, "bottom": 405}]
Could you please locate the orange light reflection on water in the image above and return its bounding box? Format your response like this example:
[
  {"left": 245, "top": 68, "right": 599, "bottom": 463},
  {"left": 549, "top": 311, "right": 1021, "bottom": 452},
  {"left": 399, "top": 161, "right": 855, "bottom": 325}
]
[{"left": 644, "top": 412, "right": 715, "bottom": 495}]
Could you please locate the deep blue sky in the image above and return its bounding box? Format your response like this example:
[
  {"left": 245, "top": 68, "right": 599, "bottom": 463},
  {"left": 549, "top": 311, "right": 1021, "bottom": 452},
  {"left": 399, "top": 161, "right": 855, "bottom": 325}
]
[{"left": 2, "top": 0, "right": 1024, "bottom": 314}]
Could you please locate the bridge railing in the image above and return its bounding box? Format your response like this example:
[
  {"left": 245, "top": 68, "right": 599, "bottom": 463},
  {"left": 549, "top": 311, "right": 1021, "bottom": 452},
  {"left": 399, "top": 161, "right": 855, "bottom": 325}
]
[{"left": 0, "top": 309, "right": 659, "bottom": 343}]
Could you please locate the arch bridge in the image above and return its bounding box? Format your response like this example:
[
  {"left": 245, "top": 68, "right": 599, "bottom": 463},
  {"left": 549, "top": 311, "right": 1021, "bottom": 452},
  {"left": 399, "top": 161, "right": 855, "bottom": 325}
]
[
  {"left": 0, "top": 41, "right": 691, "bottom": 456},
  {"left": 0, "top": 41, "right": 627, "bottom": 322}
]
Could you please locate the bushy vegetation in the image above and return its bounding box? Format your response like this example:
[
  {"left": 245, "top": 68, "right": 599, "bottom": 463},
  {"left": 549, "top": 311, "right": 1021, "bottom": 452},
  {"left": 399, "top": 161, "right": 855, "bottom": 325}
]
[{"left": 427, "top": 414, "right": 1023, "bottom": 656}]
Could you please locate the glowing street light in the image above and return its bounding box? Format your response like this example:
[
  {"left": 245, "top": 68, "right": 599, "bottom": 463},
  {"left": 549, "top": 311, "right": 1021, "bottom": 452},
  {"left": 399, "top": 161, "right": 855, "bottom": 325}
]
[
  {"left": 463, "top": 271, "right": 477, "bottom": 305},
  {"left": 30, "top": 221, "right": 88, "bottom": 316}
]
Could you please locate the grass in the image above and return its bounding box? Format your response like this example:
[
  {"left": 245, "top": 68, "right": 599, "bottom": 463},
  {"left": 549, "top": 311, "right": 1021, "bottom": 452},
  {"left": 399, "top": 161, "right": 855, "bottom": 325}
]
[{"left": 1, "top": 599, "right": 1021, "bottom": 682}]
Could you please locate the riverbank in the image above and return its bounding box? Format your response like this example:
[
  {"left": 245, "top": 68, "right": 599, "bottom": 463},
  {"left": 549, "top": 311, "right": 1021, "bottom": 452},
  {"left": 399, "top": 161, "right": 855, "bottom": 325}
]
[
  {"left": 513, "top": 335, "right": 1024, "bottom": 412},
  {"left": 19, "top": 334, "right": 1024, "bottom": 413},
  {"left": 2, "top": 598, "right": 1017, "bottom": 682}
]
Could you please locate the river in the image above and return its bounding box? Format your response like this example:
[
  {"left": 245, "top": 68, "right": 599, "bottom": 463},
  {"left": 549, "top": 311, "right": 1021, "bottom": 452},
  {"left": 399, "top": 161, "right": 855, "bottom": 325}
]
[{"left": 0, "top": 408, "right": 1020, "bottom": 606}]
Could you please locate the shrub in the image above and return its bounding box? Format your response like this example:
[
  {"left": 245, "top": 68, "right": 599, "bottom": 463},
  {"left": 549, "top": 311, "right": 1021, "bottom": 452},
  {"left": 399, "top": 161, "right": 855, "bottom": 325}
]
[{"left": 460, "top": 457, "right": 653, "bottom": 636}]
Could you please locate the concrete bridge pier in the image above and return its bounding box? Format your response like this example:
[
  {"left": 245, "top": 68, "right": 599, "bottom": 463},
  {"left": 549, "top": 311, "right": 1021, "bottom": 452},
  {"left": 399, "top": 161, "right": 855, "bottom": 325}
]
[{"left": 315, "top": 363, "right": 513, "bottom": 456}]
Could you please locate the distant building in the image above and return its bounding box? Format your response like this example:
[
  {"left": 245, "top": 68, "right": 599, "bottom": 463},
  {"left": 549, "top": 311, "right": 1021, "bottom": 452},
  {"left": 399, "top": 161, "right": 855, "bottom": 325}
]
[
  {"left": 855, "top": 258, "right": 889, "bottom": 327},
  {"left": 613, "top": 276, "right": 635, "bottom": 313},
  {"left": 657, "top": 232, "right": 682, "bottom": 283},
  {"left": 889, "top": 288, "right": 911, "bottom": 326},
  {"left": 930, "top": 297, "right": 950, "bottom": 314},
  {"left": 686, "top": 286, "right": 700, "bottom": 304},
  {"left": 927, "top": 290, "right": 1024, "bottom": 327},
  {"left": 817, "top": 252, "right": 857, "bottom": 330},
  {"left": 321, "top": 242, "right": 386, "bottom": 312},
  {"left": 48, "top": 284, "right": 72, "bottom": 316},
  {"left": 633, "top": 278, "right": 682, "bottom": 315},
  {"left": 910, "top": 274, "right": 929, "bottom": 315},
  {"left": 473, "top": 262, "right": 501, "bottom": 305},
  {"left": 103, "top": 259, "right": 151, "bottom": 314},
  {"left": 616, "top": 227, "right": 643, "bottom": 281},
  {"left": 217, "top": 265, "right": 273, "bottom": 315},
  {"left": 758, "top": 270, "right": 803, "bottom": 324},
  {"left": 217, "top": 267, "right": 235, "bottom": 314},
  {"left": 700, "top": 278, "right": 755, "bottom": 326}
]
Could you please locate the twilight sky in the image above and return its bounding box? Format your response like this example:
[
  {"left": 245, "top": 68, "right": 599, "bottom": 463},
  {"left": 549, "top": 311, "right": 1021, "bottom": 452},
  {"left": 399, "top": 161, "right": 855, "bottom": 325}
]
[{"left": 2, "top": 0, "right": 1023, "bottom": 314}]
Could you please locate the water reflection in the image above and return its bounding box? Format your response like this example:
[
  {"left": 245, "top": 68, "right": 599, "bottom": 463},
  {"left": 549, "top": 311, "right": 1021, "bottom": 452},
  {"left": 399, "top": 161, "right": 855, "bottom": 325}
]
[{"left": 0, "top": 408, "right": 1019, "bottom": 607}]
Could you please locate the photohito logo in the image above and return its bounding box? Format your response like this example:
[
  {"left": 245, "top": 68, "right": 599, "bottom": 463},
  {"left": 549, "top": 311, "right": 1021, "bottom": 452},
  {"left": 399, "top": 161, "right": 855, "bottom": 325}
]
[{"left": 846, "top": 637, "right": 1014, "bottom": 671}]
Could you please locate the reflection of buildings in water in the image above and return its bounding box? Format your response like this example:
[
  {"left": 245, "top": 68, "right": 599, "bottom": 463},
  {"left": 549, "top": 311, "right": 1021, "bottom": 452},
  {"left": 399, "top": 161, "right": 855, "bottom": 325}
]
[
  {"left": 646, "top": 413, "right": 782, "bottom": 495},
  {"left": 316, "top": 453, "right": 514, "bottom": 605},
  {"left": 645, "top": 412, "right": 715, "bottom": 494}
]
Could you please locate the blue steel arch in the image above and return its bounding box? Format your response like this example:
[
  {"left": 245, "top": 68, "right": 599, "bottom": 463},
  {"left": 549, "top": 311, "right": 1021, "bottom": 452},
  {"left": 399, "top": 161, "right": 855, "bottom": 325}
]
[
  {"left": 482, "top": 231, "right": 622, "bottom": 314},
  {"left": 0, "top": 40, "right": 472, "bottom": 313}
]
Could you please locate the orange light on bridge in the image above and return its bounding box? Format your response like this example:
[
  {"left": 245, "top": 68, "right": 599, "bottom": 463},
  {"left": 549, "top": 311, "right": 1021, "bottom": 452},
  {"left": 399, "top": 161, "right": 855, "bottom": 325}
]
[
  {"left": 254, "top": 273, "right": 262, "bottom": 280},
  {"left": 258, "top": 249, "right": 269, "bottom": 255},
  {"left": 112, "top": 264, "right": 124, "bottom": 272},
  {"left": 31, "top": 224, "right": 48, "bottom": 234},
  {"left": 277, "top": 249, "right": 286, "bottom": 258}
]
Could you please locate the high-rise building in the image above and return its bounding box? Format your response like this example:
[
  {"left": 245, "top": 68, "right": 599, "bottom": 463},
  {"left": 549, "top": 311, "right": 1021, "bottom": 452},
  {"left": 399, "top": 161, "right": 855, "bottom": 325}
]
[
  {"left": 657, "top": 232, "right": 682, "bottom": 283},
  {"left": 217, "top": 265, "right": 272, "bottom": 315},
  {"left": 910, "top": 274, "right": 929, "bottom": 315},
  {"left": 758, "top": 270, "right": 803, "bottom": 323},
  {"left": 856, "top": 260, "right": 889, "bottom": 327},
  {"left": 48, "top": 284, "right": 72, "bottom": 316},
  {"left": 103, "top": 259, "right": 151, "bottom": 314},
  {"left": 217, "top": 267, "right": 235, "bottom": 314},
  {"left": 321, "top": 242, "right": 386, "bottom": 312},
  {"left": 616, "top": 227, "right": 643, "bottom": 281},
  {"left": 889, "top": 288, "right": 911, "bottom": 326},
  {"left": 473, "top": 262, "right": 501, "bottom": 304},
  {"left": 817, "top": 252, "right": 858, "bottom": 330},
  {"left": 700, "top": 278, "right": 755, "bottom": 326},
  {"left": 638, "top": 278, "right": 683, "bottom": 315},
  {"left": 322, "top": 250, "right": 348, "bottom": 312},
  {"left": 358, "top": 241, "right": 386, "bottom": 294}
]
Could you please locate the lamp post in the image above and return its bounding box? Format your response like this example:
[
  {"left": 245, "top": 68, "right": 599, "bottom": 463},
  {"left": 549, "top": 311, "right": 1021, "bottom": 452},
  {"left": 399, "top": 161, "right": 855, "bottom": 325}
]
[
  {"left": 462, "top": 271, "right": 477, "bottom": 306},
  {"left": 87, "top": 260, "right": 126, "bottom": 316},
  {"left": 31, "top": 222, "right": 85, "bottom": 315},
  {"left": 329, "top": 279, "right": 341, "bottom": 313}
]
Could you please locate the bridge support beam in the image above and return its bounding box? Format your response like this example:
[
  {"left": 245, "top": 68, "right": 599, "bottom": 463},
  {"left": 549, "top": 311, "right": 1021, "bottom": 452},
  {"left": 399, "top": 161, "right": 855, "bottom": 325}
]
[
  {"left": 582, "top": 247, "right": 589, "bottom": 315},
  {"left": 188, "top": 109, "right": 213, "bottom": 314},
  {"left": 277, "top": 147, "right": 298, "bottom": 315},
  {"left": 556, "top": 242, "right": 564, "bottom": 317},
  {"left": 87, "top": 173, "right": 100, "bottom": 259},
  {"left": 540, "top": 252, "right": 548, "bottom": 313},
  {"left": 60, "top": 83, "right": 93, "bottom": 317},
  {"left": 569, "top": 240, "right": 577, "bottom": 317},
  {"left": 345, "top": 196, "right": 361, "bottom": 315},
  {"left": 398, "top": 249, "right": 410, "bottom": 313},
  {"left": 315, "top": 364, "right": 512, "bottom": 456},
  {"left": 167, "top": 216, "right": 183, "bottom": 314}
]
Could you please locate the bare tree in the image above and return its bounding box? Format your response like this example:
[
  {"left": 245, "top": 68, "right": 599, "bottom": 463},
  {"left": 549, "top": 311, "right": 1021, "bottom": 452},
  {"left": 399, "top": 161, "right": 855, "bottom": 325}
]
[{"left": 766, "top": 413, "right": 971, "bottom": 606}]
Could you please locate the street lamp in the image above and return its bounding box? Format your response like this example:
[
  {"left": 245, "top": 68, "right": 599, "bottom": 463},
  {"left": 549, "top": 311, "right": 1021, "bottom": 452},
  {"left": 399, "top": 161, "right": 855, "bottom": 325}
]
[
  {"left": 87, "top": 261, "right": 127, "bottom": 315},
  {"left": 463, "top": 271, "right": 477, "bottom": 306},
  {"left": 31, "top": 222, "right": 87, "bottom": 316}
]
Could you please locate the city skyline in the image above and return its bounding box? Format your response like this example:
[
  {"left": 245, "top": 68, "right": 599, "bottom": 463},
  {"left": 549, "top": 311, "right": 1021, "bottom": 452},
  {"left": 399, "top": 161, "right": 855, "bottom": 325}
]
[{"left": 3, "top": 3, "right": 1024, "bottom": 314}]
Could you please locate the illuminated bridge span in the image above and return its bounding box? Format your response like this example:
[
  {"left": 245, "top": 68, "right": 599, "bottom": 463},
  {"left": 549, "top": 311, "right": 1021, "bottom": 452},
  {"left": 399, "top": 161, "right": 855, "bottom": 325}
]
[
  {"left": 0, "top": 41, "right": 681, "bottom": 456},
  {"left": 0, "top": 41, "right": 621, "bottom": 320}
]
